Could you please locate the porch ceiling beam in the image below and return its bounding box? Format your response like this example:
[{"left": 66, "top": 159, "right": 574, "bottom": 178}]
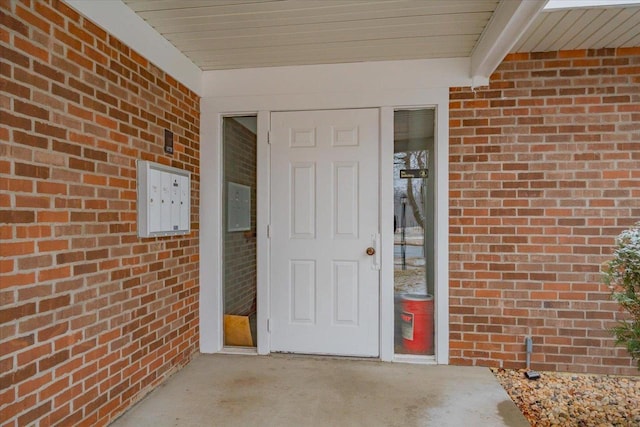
[{"left": 470, "top": 0, "right": 548, "bottom": 87}]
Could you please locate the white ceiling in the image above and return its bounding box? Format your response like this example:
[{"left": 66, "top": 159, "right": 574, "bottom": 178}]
[
  {"left": 122, "top": 0, "right": 501, "bottom": 71},
  {"left": 120, "top": 0, "right": 639, "bottom": 72},
  {"left": 513, "top": 5, "right": 640, "bottom": 52}
]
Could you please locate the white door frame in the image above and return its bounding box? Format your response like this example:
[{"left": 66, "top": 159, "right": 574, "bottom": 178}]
[{"left": 200, "top": 58, "right": 465, "bottom": 363}]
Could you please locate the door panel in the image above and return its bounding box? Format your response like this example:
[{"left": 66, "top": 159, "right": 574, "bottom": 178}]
[
  {"left": 334, "top": 162, "right": 358, "bottom": 238},
  {"left": 270, "top": 109, "right": 380, "bottom": 357},
  {"left": 333, "top": 261, "right": 359, "bottom": 324},
  {"left": 291, "top": 260, "right": 315, "bottom": 323},
  {"left": 290, "top": 162, "right": 316, "bottom": 238}
]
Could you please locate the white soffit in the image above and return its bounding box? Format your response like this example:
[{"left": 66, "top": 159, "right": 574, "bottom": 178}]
[
  {"left": 545, "top": 0, "right": 640, "bottom": 10},
  {"left": 122, "top": 0, "right": 500, "bottom": 71},
  {"left": 512, "top": 4, "right": 640, "bottom": 52}
]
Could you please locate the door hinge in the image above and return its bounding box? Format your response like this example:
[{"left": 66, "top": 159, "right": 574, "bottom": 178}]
[
  {"left": 267, "top": 131, "right": 271, "bottom": 144},
  {"left": 267, "top": 224, "right": 271, "bottom": 238},
  {"left": 267, "top": 318, "right": 271, "bottom": 332}
]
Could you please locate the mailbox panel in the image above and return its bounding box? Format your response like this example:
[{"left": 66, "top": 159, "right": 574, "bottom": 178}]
[{"left": 137, "top": 160, "right": 191, "bottom": 237}]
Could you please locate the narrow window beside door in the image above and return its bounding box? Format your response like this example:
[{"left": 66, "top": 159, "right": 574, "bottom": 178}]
[
  {"left": 223, "top": 116, "right": 258, "bottom": 348},
  {"left": 393, "top": 109, "right": 436, "bottom": 357}
]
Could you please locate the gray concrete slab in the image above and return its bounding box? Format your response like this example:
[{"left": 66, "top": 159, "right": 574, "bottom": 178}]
[{"left": 110, "top": 354, "right": 529, "bottom": 427}]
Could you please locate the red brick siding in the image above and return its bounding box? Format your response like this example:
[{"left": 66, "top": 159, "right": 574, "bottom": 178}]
[
  {"left": 1, "top": 1, "right": 200, "bottom": 425},
  {"left": 223, "top": 118, "right": 257, "bottom": 316},
  {"left": 449, "top": 48, "right": 640, "bottom": 375}
]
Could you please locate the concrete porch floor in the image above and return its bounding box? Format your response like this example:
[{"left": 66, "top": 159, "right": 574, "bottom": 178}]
[{"left": 110, "top": 354, "right": 529, "bottom": 427}]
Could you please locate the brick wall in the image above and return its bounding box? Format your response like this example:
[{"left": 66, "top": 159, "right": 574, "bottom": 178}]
[
  {"left": 449, "top": 48, "right": 640, "bottom": 375},
  {"left": 223, "top": 118, "right": 256, "bottom": 316},
  {"left": 1, "top": 1, "right": 200, "bottom": 425}
]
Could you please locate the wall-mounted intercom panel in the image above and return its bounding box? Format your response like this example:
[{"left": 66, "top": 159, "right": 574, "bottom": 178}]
[{"left": 137, "top": 160, "right": 191, "bottom": 238}]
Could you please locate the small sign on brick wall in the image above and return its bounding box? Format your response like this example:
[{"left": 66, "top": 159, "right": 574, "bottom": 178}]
[{"left": 164, "top": 129, "right": 174, "bottom": 154}]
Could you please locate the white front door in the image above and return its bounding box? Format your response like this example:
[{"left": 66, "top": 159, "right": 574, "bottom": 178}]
[{"left": 270, "top": 109, "right": 380, "bottom": 357}]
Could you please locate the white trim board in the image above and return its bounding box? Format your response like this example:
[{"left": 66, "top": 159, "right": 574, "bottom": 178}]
[{"left": 202, "top": 57, "right": 471, "bottom": 99}]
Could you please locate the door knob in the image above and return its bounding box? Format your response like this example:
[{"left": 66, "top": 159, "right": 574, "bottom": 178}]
[{"left": 366, "top": 247, "right": 375, "bottom": 256}]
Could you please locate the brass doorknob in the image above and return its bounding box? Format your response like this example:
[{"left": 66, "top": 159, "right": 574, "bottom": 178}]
[{"left": 366, "top": 247, "right": 375, "bottom": 256}]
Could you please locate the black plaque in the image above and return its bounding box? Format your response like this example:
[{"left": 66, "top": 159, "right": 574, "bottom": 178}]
[
  {"left": 164, "top": 129, "right": 174, "bottom": 155},
  {"left": 400, "top": 169, "right": 428, "bottom": 179}
]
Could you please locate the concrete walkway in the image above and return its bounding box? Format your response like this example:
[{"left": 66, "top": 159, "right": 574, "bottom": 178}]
[{"left": 110, "top": 354, "right": 529, "bottom": 427}]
